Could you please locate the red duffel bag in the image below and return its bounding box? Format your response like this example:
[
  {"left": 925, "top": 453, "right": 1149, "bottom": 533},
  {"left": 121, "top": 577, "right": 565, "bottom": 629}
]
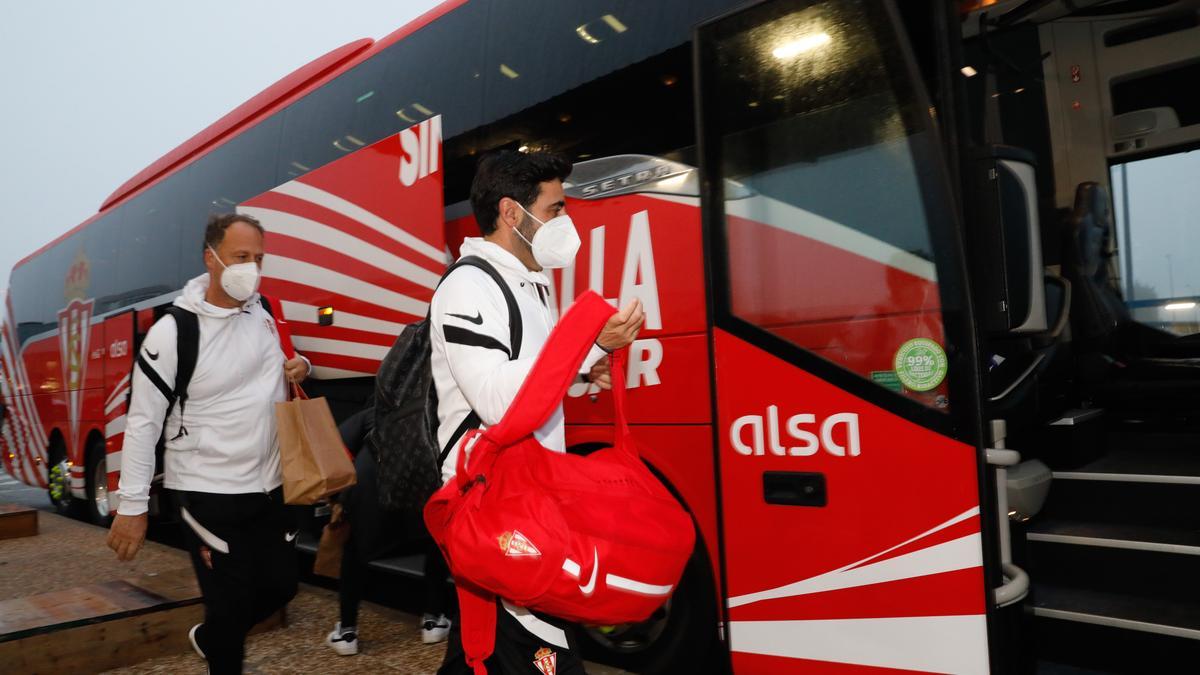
[{"left": 424, "top": 291, "right": 696, "bottom": 674}]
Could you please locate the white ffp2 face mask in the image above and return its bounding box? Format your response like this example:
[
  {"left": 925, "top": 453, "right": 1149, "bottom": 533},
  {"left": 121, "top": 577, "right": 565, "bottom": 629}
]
[
  {"left": 515, "top": 203, "right": 581, "bottom": 269},
  {"left": 208, "top": 245, "right": 260, "bottom": 302}
]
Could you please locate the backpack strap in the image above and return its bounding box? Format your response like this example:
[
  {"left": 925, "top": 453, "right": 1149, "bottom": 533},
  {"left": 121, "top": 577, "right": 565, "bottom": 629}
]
[
  {"left": 434, "top": 255, "right": 524, "bottom": 465},
  {"left": 136, "top": 306, "right": 199, "bottom": 442},
  {"left": 445, "top": 256, "right": 523, "bottom": 357}
]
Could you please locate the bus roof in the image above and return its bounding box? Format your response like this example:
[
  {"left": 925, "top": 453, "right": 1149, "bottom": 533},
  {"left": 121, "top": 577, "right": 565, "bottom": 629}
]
[{"left": 13, "top": 0, "right": 466, "bottom": 272}]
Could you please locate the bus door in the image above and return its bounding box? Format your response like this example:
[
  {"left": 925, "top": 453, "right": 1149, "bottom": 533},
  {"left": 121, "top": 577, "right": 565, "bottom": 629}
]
[
  {"left": 101, "top": 311, "right": 135, "bottom": 503},
  {"left": 696, "top": 1, "right": 998, "bottom": 672}
]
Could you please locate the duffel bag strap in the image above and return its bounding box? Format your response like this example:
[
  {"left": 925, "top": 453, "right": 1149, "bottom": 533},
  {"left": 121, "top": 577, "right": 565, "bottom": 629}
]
[
  {"left": 456, "top": 581, "right": 496, "bottom": 675},
  {"left": 608, "top": 347, "right": 637, "bottom": 457},
  {"left": 476, "top": 291, "right": 615, "bottom": 449}
]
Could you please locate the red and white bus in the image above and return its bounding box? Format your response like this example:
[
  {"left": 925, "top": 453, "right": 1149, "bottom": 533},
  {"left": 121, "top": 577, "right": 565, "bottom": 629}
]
[{"left": 5, "top": 0, "right": 1200, "bottom": 671}]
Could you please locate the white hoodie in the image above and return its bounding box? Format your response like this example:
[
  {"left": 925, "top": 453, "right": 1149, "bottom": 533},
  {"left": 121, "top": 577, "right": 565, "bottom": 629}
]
[
  {"left": 430, "top": 237, "right": 606, "bottom": 484},
  {"left": 116, "top": 274, "right": 299, "bottom": 516}
]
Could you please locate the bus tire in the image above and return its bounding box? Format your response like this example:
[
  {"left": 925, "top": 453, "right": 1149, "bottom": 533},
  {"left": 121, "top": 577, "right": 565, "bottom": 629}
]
[
  {"left": 46, "top": 435, "right": 79, "bottom": 517},
  {"left": 577, "top": 538, "right": 723, "bottom": 674},
  {"left": 84, "top": 439, "right": 113, "bottom": 526}
]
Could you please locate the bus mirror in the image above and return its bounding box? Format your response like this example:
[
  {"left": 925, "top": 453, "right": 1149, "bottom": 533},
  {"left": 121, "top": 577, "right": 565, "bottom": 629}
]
[{"left": 965, "top": 145, "right": 1048, "bottom": 336}]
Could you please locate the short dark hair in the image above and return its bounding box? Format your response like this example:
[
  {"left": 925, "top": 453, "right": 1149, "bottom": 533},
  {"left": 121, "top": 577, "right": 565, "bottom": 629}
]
[
  {"left": 469, "top": 150, "right": 572, "bottom": 236},
  {"left": 204, "top": 213, "right": 264, "bottom": 252}
]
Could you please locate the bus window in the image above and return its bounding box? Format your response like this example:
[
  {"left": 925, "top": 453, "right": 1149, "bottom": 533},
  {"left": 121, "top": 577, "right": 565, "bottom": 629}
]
[
  {"left": 186, "top": 113, "right": 284, "bottom": 217},
  {"left": 114, "top": 179, "right": 188, "bottom": 310},
  {"left": 704, "top": 0, "right": 951, "bottom": 409},
  {"left": 1111, "top": 148, "right": 1200, "bottom": 336},
  {"left": 275, "top": 1, "right": 488, "bottom": 185},
  {"left": 481, "top": 0, "right": 740, "bottom": 126}
]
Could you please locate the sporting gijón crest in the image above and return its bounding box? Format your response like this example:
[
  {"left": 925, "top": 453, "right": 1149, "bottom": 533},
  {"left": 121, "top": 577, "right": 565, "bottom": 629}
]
[
  {"left": 533, "top": 647, "right": 557, "bottom": 675},
  {"left": 58, "top": 297, "right": 94, "bottom": 454},
  {"left": 498, "top": 530, "right": 542, "bottom": 557}
]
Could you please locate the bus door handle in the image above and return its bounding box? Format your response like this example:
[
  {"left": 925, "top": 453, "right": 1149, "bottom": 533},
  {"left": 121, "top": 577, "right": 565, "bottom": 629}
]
[{"left": 763, "top": 472, "right": 826, "bottom": 507}]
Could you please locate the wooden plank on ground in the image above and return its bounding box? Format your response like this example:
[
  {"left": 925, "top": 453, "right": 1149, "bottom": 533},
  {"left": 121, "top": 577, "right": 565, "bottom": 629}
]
[
  {"left": 0, "top": 504, "right": 37, "bottom": 540},
  {"left": 0, "top": 567, "right": 285, "bottom": 674}
]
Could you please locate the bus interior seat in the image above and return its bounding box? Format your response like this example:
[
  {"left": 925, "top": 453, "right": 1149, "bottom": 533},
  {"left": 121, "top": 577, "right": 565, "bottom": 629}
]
[{"left": 1062, "top": 182, "right": 1200, "bottom": 414}]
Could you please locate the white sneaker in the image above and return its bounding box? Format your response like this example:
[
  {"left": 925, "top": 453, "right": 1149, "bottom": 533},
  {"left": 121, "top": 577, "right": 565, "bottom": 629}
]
[
  {"left": 188, "top": 623, "right": 207, "bottom": 660},
  {"left": 421, "top": 613, "right": 451, "bottom": 644},
  {"left": 326, "top": 622, "right": 359, "bottom": 656}
]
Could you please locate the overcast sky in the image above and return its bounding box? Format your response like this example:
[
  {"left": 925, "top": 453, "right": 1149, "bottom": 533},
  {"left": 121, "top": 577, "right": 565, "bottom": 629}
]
[{"left": 0, "top": 0, "right": 441, "bottom": 294}]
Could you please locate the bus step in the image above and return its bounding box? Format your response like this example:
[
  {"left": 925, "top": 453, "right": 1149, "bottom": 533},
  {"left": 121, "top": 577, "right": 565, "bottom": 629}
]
[
  {"left": 1051, "top": 444, "right": 1200, "bottom": 485},
  {"left": 1033, "top": 478, "right": 1200, "bottom": 530},
  {"left": 1026, "top": 537, "right": 1200, "bottom": 604},
  {"left": 295, "top": 533, "right": 428, "bottom": 580},
  {"left": 1029, "top": 588, "right": 1200, "bottom": 671},
  {"left": 1027, "top": 518, "right": 1200, "bottom": 556},
  {"left": 369, "top": 554, "right": 426, "bottom": 580},
  {"left": 1032, "top": 583, "right": 1200, "bottom": 640}
]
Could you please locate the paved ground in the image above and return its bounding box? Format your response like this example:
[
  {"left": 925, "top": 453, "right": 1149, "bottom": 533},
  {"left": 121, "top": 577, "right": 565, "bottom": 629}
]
[
  {"left": 1, "top": 472, "right": 629, "bottom": 674},
  {"left": 102, "top": 584, "right": 451, "bottom": 675},
  {"left": 0, "top": 510, "right": 191, "bottom": 601}
]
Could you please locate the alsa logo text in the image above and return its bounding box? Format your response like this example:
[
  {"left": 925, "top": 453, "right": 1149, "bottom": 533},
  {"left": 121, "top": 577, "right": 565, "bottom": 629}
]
[{"left": 730, "top": 405, "right": 861, "bottom": 457}]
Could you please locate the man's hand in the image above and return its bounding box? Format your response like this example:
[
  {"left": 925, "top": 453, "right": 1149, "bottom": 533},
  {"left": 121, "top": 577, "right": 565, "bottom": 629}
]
[
  {"left": 597, "top": 299, "right": 645, "bottom": 352},
  {"left": 107, "top": 513, "right": 148, "bottom": 562},
  {"left": 284, "top": 356, "right": 309, "bottom": 383},
  {"left": 588, "top": 357, "right": 613, "bottom": 391}
]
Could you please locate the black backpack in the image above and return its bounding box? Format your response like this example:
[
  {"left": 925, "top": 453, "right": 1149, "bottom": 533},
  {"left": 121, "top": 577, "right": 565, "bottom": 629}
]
[
  {"left": 137, "top": 296, "right": 277, "bottom": 443},
  {"left": 371, "top": 256, "right": 521, "bottom": 512}
]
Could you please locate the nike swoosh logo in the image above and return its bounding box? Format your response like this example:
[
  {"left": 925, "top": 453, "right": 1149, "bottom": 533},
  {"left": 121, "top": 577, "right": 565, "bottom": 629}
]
[
  {"left": 579, "top": 547, "right": 599, "bottom": 596},
  {"left": 447, "top": 310, "right": 483, "bottom": 325},
  {"left": 285, "top": 530, "right": 298, "bottom": 543},
  {"left": 145, "top": 349, "right": 160, "bottom": 360}
]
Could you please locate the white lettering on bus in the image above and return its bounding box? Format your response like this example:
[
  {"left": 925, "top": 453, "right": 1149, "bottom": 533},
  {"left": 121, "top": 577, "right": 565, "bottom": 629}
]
[
  {"left": 398, "top": 116, "right": 441, "bottom": 186},
  {"left": 619, "top": 211, "right": 662, "bottom": 330},
  {"left": 109, "top": 339, "right": 128, "bottom": 359},
  {"left": 588, "top": 225, "right": 609, "bottom": 304},
  {"left": 567, "top": 338, "right": 663, "bottom": 398},
  {"left": 730, "top": 406, "right": 861, "bottom": 458},
  {"left": 558, "top": 210, "right": 663, "bottom": 332}
]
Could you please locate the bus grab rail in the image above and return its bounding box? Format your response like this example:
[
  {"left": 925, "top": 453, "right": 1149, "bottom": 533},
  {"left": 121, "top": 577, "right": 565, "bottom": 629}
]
[{"left": 986, "top": 437, "right": 1030, "bottom": 608}]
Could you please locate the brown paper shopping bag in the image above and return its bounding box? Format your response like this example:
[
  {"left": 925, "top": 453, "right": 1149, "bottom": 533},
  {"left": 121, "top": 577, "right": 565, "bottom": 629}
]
[{"left": 276, "top": 383, "right": 357, "bottom": 504}]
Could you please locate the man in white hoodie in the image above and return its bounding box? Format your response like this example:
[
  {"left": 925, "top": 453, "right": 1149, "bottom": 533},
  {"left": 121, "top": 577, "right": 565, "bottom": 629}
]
[
  {"left": 107, "top": 213, "right": 310, "bottom": 674},
  {"left": 432, "top": 150, "right": 644, "bottom": 674}
]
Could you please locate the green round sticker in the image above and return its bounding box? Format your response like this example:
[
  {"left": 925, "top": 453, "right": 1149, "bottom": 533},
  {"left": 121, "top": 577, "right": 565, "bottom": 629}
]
[{"left": 893, "top": 338, "right": 948, "bottom": 392}]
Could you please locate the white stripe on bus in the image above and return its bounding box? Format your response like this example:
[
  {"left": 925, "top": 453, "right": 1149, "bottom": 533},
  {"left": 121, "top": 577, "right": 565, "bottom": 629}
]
[
  {"left": 105, "top": 416, "right": 126, "bottom": 439},
  {"left": 241, "top": 206, "right": 441, "bottom": 289},
  {"left": 291, "top": 337, "right": 389, "bottom": 362},
  {"left": 729, "top": 615, "right": 988, "bottom": 675},
  {"left": 105, "top": 388, "right": 130, "bottom": 416},
  {"left": 266, "top": 181, "right": 445, "bottom": 263},
  {"left": 729, "top": 507, "right": 981, "bottom": 609},
  {"left": 310, "top": 365, "right": 374, "bottom": 380},
  {"left": 105, "top": 373, "right": 131, "bottom": 408},
  {"left": 262, "top": 255, "right": 428, "bottom": 320},
  {"left": 721, "top": 193, "right": 937, "bottom": 282}
]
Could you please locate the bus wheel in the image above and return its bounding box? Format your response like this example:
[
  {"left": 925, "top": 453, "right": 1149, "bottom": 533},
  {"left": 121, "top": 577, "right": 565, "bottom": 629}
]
[
  {"left": 46, "top": 439, "right": 76, "bottom": 516},
  {"left": 577, "top": 540, "right": 723, "bottom": 675},
  {"left": 85, "top": 441, "right": 113, "bottom": 526}
]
